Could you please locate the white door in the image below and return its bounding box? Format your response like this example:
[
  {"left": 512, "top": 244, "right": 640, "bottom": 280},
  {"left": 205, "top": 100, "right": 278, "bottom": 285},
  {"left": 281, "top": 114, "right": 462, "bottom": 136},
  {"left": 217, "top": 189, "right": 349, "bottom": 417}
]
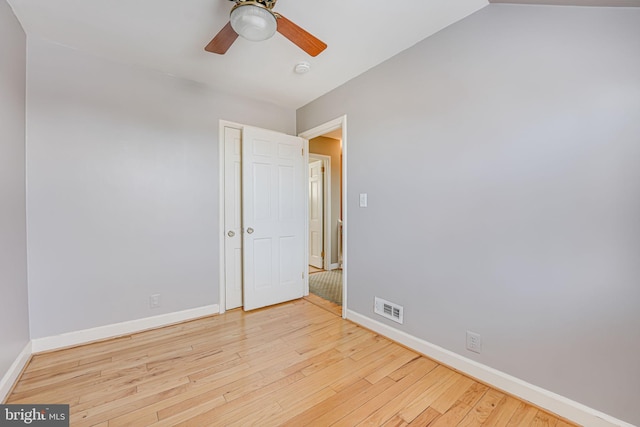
[
  {"left": 242, "top": 126, "right": 306, "bottom": 310},
  {"left": 224, "top": 127, "right": 243, "bottom": 310},
  {"left": 308, "top": 160, "right": 324, "bottom": 269}
]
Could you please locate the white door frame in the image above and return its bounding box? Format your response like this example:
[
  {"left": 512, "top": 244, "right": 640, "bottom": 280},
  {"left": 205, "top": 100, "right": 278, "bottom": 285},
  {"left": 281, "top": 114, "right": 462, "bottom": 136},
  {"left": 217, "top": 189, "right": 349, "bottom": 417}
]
[
  {"left": 309, "top": 154, "right": 331, "bottom": 271},
  {"left": 299, "top": 116, "right": 347, "bottom": 318}
]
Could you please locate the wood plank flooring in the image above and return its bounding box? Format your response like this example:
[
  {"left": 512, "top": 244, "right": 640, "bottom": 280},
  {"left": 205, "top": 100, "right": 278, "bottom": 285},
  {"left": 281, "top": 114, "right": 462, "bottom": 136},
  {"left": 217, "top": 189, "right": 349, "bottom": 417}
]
[
  {"left": 304, "top": 293, "right": 342, "bottom": 317},
  {"left": 5, "top": 300, "right": 579, "bottom": 426}
]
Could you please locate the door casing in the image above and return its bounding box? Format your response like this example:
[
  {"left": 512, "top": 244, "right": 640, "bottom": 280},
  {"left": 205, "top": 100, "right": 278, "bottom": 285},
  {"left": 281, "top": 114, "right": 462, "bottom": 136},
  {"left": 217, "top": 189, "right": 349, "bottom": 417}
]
[{"left": 299, "top": 116, "right": 348, "bottom": 318}]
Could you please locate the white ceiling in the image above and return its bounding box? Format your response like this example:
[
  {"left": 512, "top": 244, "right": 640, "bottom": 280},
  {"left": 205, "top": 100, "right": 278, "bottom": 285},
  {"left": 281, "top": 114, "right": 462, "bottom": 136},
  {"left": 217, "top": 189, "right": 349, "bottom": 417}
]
[{"left": 7, "top": 0, "right": 489, "bottom": 109}]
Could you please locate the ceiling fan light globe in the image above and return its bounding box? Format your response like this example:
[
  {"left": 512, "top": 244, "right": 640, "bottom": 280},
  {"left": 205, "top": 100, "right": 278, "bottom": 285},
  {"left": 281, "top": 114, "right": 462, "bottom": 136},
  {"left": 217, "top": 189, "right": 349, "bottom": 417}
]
[{"left": 230, "top": 4, "right": 277, "bottom": 42}]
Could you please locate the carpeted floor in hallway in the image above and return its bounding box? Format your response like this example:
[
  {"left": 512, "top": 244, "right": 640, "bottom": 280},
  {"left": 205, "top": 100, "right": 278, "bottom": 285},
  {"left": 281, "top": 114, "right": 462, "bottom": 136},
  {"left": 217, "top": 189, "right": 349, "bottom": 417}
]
[{"left": 308, "top": 269, "right": 342, "bottom": 305}]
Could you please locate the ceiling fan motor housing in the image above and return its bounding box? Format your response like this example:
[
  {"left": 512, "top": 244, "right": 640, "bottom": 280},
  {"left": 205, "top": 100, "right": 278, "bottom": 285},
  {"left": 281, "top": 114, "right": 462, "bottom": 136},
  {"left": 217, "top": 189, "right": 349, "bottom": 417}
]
[{"left": 230, "top": 1, "right": 278, "bottom": 41}]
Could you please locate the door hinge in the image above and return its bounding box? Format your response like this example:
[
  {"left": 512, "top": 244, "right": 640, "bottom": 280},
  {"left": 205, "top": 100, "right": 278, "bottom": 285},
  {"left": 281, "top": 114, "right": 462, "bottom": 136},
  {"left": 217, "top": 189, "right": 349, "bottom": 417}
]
[
  {"left": 301, "top": 148, "right": 304, "bottom": 156},
  {"left": 321, "top": 166, "right": 325, "bottom": 173},
  {"left": 321, "top": 251, "right": 325, "bottom": 258}
]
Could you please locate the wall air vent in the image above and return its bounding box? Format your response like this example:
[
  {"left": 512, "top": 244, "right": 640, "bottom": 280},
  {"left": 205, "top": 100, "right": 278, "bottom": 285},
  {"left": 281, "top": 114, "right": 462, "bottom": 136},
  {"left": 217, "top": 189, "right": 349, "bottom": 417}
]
[{"left": 374, "top": 297, "right": 404, "bottom": 324}]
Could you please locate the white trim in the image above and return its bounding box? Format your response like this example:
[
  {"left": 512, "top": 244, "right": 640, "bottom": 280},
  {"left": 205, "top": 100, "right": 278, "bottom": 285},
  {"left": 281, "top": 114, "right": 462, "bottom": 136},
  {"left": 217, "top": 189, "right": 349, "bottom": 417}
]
[
  {"left": 0, "top": 342, "right": 32, "bottom": 402},
  {"left": 329, "top": 262, "right": 340, "bottom": 270},
  {"left": 299, "top": 117, "right": 346, "bottom": 140},
  {"left": 309, "top": 153, "right": 332, "bottom": 272},
  {"left": 346, "top": 309, "right": 634, "bottom": 427},
  {"left": 218, "top": 121, "right": 226, "bottom": 314},
  {"left": 303, "top": 138, "right": 310, "bottom": 296},
  {"left": 31, "top": 304, "right": 219, "bottom": 353},
  {"left": 299, "top": 116, "right": 348, "bottom": 319}
]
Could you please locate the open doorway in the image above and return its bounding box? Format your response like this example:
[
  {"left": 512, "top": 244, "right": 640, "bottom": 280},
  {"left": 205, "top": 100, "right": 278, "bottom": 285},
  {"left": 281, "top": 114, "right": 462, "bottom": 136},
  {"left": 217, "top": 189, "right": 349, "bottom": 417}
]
[{"left": 300, "top": 117, "right": 347, "bottom": 317}]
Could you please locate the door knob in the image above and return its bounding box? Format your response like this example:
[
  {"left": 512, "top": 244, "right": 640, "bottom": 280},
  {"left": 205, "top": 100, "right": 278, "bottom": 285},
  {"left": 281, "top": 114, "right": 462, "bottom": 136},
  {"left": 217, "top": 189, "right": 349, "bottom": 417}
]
[
  {"left": 247, "top": 227, "right": 254, "bottom": 234},
  {"left": 227, "top": 230, "right": 235, "bottom": 237}
]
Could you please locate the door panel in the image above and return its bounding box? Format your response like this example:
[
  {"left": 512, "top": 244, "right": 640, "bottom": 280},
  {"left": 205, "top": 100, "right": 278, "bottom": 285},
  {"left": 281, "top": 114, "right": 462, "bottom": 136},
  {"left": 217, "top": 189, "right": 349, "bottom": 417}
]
[
  {"left": 253, "top": 163, "right": 272, "bottom": 220},
  {"left": 253, "top": 237, "right": 272, "bottom": 289},
  {"left": 242, "top": 126, "right": 305, "bottom": 310},
  {"left": 224, "top": 127, "right": 243, "bottom": 310}
]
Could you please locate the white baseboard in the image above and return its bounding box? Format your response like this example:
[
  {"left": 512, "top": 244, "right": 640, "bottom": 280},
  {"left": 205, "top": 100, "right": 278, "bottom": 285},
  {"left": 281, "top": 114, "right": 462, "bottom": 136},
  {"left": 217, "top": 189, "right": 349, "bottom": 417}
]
[
  {"left": 346, "top": 309, "right": 634, "bottom": 427},
  {"left": 329, "top": 263, "right": 340, "bottom": 270},
  {"left": 32, "top": 304, "right": 220, "bottom": 353},
  {"left": 0, "top": 342, "right": 32, "bottom": 403}
]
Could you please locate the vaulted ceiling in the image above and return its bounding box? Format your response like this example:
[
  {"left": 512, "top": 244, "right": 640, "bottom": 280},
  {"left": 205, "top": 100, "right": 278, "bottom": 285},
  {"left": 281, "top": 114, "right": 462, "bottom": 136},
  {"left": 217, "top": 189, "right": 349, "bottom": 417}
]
[
  {"left": 7, "top": 0, "right": 489, "bottom": 108},
  {"left": 7, "top": 0, "right": 639, "bottom": 109}
]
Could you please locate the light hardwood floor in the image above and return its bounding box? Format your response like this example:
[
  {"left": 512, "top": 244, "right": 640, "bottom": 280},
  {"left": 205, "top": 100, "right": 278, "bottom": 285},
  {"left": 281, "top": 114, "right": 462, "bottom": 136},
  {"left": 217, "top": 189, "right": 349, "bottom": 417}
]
[
  {"left": 6, "top": 300, "right": 579, "bottom": 426},
  {"left": 304, "top": 293, "right": 342, "bottom": 317}
]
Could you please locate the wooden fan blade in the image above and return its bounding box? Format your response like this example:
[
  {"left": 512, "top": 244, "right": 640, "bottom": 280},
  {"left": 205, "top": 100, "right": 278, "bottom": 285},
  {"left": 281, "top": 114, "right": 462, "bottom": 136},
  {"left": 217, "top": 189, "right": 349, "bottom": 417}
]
[
  {"left": 276, "top": 14, "right": 327, "bottom": 57},
  {"left": 205, "top": 22, "right": 238, "bottom": 55}
]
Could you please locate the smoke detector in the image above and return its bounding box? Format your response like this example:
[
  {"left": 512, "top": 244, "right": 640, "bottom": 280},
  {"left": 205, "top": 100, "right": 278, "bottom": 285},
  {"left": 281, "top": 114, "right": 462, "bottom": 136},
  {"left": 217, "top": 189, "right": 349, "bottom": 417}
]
[{"left": 294, "top": 61, "right": 311, "bottom": 74}]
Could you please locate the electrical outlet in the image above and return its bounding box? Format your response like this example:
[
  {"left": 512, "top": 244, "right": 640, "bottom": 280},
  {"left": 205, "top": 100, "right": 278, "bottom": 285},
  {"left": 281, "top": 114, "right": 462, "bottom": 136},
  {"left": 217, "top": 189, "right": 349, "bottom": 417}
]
[
  {"left": 466, "top": 331, "right": 482, "bottom": 354},
  {"left": 149, "top": 294, "right": 161, "bottom": 309}
]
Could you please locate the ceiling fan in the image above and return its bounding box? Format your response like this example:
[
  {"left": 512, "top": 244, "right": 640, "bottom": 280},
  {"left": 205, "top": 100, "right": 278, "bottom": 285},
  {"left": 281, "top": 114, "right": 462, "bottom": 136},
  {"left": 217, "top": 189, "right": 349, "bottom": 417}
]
[{"left": 205, "top": 0, "right": 327, "bottom": 57}]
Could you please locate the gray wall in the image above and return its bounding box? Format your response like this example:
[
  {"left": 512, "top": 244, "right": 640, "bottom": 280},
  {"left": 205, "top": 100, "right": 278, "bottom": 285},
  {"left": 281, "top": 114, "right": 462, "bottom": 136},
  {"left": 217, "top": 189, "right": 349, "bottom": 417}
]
[
  {"left": 0, "top": 0, "right": 30, "bottom": 378},
  {"left": 297, "top": 5, "right": 640, "bottom": 425},
  {"left": 26, "top": 38, "right": 295, "bottom": 339}
]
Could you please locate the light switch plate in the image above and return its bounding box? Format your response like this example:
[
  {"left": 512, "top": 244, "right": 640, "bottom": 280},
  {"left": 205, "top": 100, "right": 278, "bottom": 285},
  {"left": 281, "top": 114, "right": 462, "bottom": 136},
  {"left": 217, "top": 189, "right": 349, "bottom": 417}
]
[{"left": 359, "top": 193, "right": 368, "bottom": 208}]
